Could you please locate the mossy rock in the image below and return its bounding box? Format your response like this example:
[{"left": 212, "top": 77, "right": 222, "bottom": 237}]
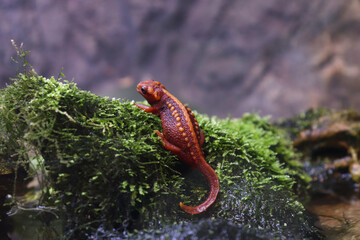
[{"left": 0, "top": 49, "right": 321, "bottom": 239}]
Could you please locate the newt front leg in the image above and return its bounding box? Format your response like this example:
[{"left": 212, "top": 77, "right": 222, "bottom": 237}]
[{"left": 134, "top": 103, "right": 159, "bottom": 115}]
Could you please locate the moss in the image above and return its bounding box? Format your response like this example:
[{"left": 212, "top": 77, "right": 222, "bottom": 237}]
[
  {"left": 0, "top": 45, "right": 321, "bottom": 239},
  {"left": 214, "top": 114, "right": 310, "bottom": 191}
]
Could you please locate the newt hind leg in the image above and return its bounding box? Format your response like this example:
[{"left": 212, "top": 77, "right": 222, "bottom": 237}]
[{"left": 154, "top": 130, "right": 181, "bottom": 153}]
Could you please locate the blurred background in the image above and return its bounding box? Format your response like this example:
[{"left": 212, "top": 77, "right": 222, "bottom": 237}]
[{"left": 0, "top": 0, "right": 359, "bottom": 118}]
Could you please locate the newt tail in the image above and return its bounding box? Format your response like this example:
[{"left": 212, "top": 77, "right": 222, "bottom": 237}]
[
  {"left": 179, "top": 158, "right": 219, "bottom": 214},
  {"left": 135, "top": 80, "right": 219, "bottom": 214}
]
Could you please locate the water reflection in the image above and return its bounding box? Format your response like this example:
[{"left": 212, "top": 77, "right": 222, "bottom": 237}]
[
  {"left": 307, "top": 194, "right": 360, "bottom": 239},
  {"left": 7, "top": 206, "right": 63, "bottom": 240}
]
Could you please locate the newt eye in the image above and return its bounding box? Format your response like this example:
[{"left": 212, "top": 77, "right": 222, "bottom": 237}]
[{"left": 141, "top": 86, "right": 147, "bottom": 94}]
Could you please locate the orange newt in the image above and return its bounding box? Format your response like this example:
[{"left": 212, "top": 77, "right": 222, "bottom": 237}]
[{"left": 135, "top": 80, "right": 219, "bottom": 214}]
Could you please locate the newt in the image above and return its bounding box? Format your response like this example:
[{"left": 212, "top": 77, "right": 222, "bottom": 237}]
[{"left": 135, "top": 80, "right": 219, "bottom": 214}]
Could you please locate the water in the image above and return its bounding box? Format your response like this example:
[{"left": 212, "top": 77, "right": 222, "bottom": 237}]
[{"left": 307, "top": 194, "right": 360, "bottom": 239}]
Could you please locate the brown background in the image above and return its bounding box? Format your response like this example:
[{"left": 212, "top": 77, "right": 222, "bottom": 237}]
[{"left": 1, "top": 0, "right": 359, "bottom": 118}]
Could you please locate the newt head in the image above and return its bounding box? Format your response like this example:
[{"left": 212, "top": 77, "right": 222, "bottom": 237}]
[{"left": 136, "top": 80, "right": 166, "bottom": 104}]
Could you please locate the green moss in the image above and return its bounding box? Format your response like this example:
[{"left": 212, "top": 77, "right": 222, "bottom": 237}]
[
  {"left": 0, "top": 45, "right": 320, "bottom": 239},
  {"left": 209, "top": 114, "right": 310, "bottom": 191}
]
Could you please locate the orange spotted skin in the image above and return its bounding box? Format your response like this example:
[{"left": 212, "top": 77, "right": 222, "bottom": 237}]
[{"left": 135, "top": 80, "right": 219, "bottom": 214}]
